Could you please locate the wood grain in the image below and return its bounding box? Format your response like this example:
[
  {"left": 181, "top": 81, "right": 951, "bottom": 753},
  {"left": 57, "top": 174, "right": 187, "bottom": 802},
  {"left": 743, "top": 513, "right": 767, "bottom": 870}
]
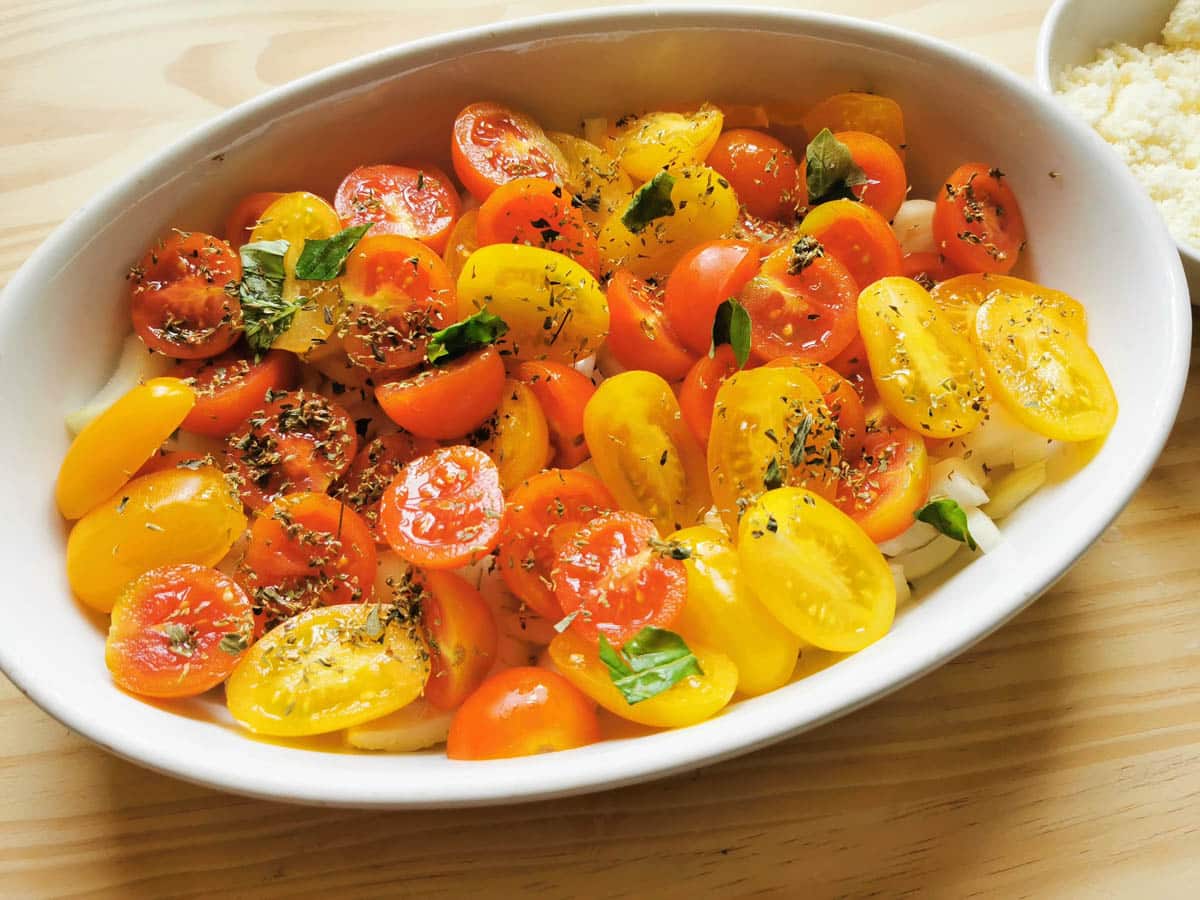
[{"left": 3, "top": 1, "right": 1199, "bottom": 897}]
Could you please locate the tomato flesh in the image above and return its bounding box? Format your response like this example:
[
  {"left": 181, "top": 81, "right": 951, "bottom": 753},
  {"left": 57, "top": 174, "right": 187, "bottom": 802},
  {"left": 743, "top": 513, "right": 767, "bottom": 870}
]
[
  {"left": 452, "top": 102, "right": 568, "bottom": 201},
  {"left": 375, "top": 347, "right": 506, "bottom": 440},
  {"left": 334, "top": 164, "right": 460, "bottom": 253}
]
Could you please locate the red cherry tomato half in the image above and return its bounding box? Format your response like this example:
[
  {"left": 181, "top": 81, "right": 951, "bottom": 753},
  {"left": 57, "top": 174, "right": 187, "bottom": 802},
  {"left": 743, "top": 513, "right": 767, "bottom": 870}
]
[
  {"left": 379, "top": 445, "right": 505, "bottom": 570},
  {"left": 798, "top": 199, "right": 903, "bottom": 290},
  {"left": 418, "top": 570, "right": 500, "bottom": 711},
  {"left": 129, "top": 231, "right": 242, "bottom": 359},
  {"left": 476, "top": 177, "right": 600, "bottom": 276},
  {"left": 446, "top": 667, "right": 599, "bottom": 760},
  {"left": 933, "top": 163, "right": 1027, "bottom": 275},
  {"left": 678, "top": 344, "right": 739, "bottom": 446},
  {"left": 833, "top": 131, "right": 907, "bottom": 221},
  {"left": 374, "top": 347, "right": 506, "bottom": 441},
  {"left": 835, "top": 418, "right": 930, "bottom": 543},
  {"left": 515, "top": 361, "right": 597, "bottom": 468},
  {"left": 451, "top": 102, "right": 568, "bottom": 202},
  {"left": 105, "top": 564, "right": 255, "bottom": 699},
  {"left": 334, "top": 164, "right": 460, "bottom": 254},
  {"left": 338, "top": 431, "right": 438, "bottom": 538},
  {"left": 763, "top": 358, "right": 867, "bottom": 460},
  {"left": 605, "top": 269, "right": 697, "bottom": 381},
  {"left": 177, "top": 349, "right": 299, "bottom": 437},
  {"left": 553, "top": 510, "right": 688, "bottom": 644},
  {"left": 706, "top": 128, "right": 803, "bottom": 221},
  {"left": 664, "top": 239, "right": 761, "bottom": 356}
]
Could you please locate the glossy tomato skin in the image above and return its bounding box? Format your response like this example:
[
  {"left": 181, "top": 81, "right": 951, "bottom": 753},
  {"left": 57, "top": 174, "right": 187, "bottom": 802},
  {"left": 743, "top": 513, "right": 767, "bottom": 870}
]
[
  {"left": 224, "top": 191, "right": 284, "bottom": 247},
  {"left": 379, "top": 445, "right": 505, "bottom": 569},
  {"left": 798, "top": 199, "right": 904, "bottom": 290},
  {"left": 678, "top": 344, "right": 739, "bottom": 447},
  {"left": 178, "top": 349, "right": 299, "bottom": 438},
  {"left": 56, "top": 377, "right": 196, "bottom": 520},
  {"left": 706, "top": 128, "right": 802, "bottom": 220},
  {"left": 419, "top": 570, "right": 499, "bottom": 711},
  {"left": 452, "top": 102, "right": 568, "bottom": 202},
  {"left": 497, "top": 469, "right": 616, "bottom": 620},
  {"left": 129, "top": 232, "right": 242, "bottom": 359},
  {"left": 901, "top": 251, "right": 959, "bottom": 290},
  {"left": 106, "top": 564, "right": 254, "bottom": 698},
  {"left": 224, "top": 390, "right": 358, "bottom": 510},
  {"left": 375, "top": 347, "right": 506, "bottom": 440},
  {"left": 739, "top": 240, "right": 860, "bottom": 363},
  {"left": 446, "top": 667, "right": 599, "bottom": 760},
  {"left": 334, "top": 164, "right": 460, "bottom": 253},
  {"left": 834, "top": 131, "right": 907, "bottom": 220},
  {"left": 663, "top": 239, "right": 761, "bottom": 356},
  {"left": 516, "top": 361, "right": 596, "bottom": 467},
  {"left": 339, "top": 234, "right": 456, "bottom": 372},
  {"left": 835, "top": 417, "right": 930, "bottom": 543},
  {"left": 476, "top": 177, "right": 600, "bottom": 276},
  {"left": 442, "top": 208, "right": 479, "bottom": 280},
  {"left": 553, "top": 510, "right": 688, "bottom": 644},
  {"left": 933, "top": 164, "right": 1026, "bottom": 275},
  {"left": 242, "top": 492, "right": 377, "bottom": 634},
  {"left": 605, "top": 269, "right": 696, "bottom": 381},
  {"left": 338, "top": 432, "right": 437, "bottom": 538}
]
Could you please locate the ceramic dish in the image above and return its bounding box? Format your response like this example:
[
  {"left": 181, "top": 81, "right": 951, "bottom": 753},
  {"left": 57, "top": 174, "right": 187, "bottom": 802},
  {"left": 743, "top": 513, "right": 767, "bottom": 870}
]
[
  {"left": 1037, "top": 0, "right": 1200, "bottom": 301},
  {"left": 0, "top": 7, "right": 1189, "bottom": 808}
]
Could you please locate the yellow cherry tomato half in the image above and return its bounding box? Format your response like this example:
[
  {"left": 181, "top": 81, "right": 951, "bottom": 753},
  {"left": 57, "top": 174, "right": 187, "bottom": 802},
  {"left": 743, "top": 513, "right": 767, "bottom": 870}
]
[
  {"left": 456, "top": 243, "right": 610, "bottom": 363},
  {"left": 598, "top": 165, "right": 739, "bottom": 279},
  {"left": 548, "top": 629, "right": 737, "bottom": 728},
  {"left": 802, "top": 92, "right": 906, "bottom": 154},
  {"left": 858, "top": 276, "right": 987, "bottom": 439},
  {"left": 225, "top": 603, "right": 430, "bottom": 737},
  {"left": 670, "top": 526, "right": 800, "bottom": 696},
  {"left": 584, "top": 370, "right": 711, "bottom": 534},
  {"left": 56, "top": 377, "right": 196, "bottom": 520},
  {"left": 975, "top": 288, "right": 1117, "bottom": 442},
  {"left": 547, "top": 131, "right": 635, "bottom": 231},
  {"left": 611, "top": 104, "right": 724, "bottom": 181},
  {"left": 737, "top": 488, "right": 896, "bottom": 653},
  {"left": 66, "top": 466, "right": 246, "bottom": 613},
  {"left": 474, "top": 379, "right": 552, "bottom": 491},
  {"left": 249, "top": 191, "right": 343, "bottom": 354},
  {"left": 707, "top": 365, "right": 841, "bottom": 534},
  {"left": 931, "top": 273, "right": 1088, "bottom": 339}
]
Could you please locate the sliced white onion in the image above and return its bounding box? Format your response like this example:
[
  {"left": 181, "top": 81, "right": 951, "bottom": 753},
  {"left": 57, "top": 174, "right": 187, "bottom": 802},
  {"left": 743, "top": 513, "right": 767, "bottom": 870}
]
[
  {"left": 983, "top": 461, "right": 1047, "bottom": 520},
  {"left": 966, "top": 507, "right": 1002, "bottom": 553},
  {"left": 1012, "top": 435, "right": 1055, "bottom": 469},
  {"left": 890, "top": 199, "right": 936, "bottom": 254},
  {"left": 573, "top": 354, "right": 597, "bottom": 380},
  {"left": 344, "top": 699, "right": 454, "bottom": 752},
  {"left": 930, "top": 458, "right": 990, "bottom": 507},
  {"left": 960, "top": 402, "right": 1047, "bottom": 470},
  {"left": 890, "top": 563, "right": 912, "bottom": 608},
  {"left": 877, "top": 519, "right": 939, "bottom": 557},
  {"left": 65, "top": 334, "right": 174, "bottom": 434},
  {"left": 894, "top": 534, "right": 962, "bottom": 579}
]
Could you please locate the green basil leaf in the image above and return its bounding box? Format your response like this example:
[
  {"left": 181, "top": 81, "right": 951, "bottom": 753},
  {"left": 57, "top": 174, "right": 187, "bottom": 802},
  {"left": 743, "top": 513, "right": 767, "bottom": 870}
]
[
  {"left": 709, "top": 297, "right": 752, "bottom": 369},
  {"left": 238, "top": 239, "right": 301, "bottom": 355},
  {"left": 294, "top": 223, "right": 371, "bottom": 280},
  {"left": 598, "top": 627, "right": 704, "bottom": 705},
  {"left": 621, "top": 171, "right": 676, "bottom": 234},
  {"left": 805, "top": 128, "right": 868, "bottom": 205},
  {"left": 914, "top": 497, "right": 978, "bottom": 551},
  {"left": 425, "top": 309, "right": 509, "bottom": 365}
]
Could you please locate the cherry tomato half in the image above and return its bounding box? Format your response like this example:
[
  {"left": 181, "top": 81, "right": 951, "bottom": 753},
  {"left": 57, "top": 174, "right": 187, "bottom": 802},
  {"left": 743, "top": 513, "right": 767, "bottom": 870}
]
[
  {"left": 764, "top": 358, "right": 866, "bottom": 460},
  {"left": 798, "top": 199, "right": 904, "bottom": 290},
  {"left": 663, "top": 239, "right": 761, "bottom": 356},
  {"left": 419, "top": 570, "right": 499, "bottom": 711},
  {"left": 678, "top": 344, "right": 739, "bottom": 447},
  {"left": 224, "top": 191, "right": 284, "bottom": 248},
  {"left": 516, "top": 360, "right": 596, "bottom": 468},
  {"left": 802, "top": 92, "right": 906, "bottom": 154},
  {"left": 835, "top": 418, "right": 930, "bottom": 542},
  {"left": 375, "top": 347, "right": 506, "bottom": 440},
  {"left": 451, "top": 101, "right": 568, "bottom": 202},
  {"left": 834, "top": 130, "right": 907, "bottom": 221},
  {"left": 933, "top": 163, "right": 1026, "bottom": 275},
  {"left": 476, "top": 177, "right": 600, "bottom": 276},
  {"left": 706, "top": 128, "right": 802, "bottom": 220},
  {"left": 177, "top": 349, "right": 299, "bottom": 438},
  {"left": 335, "top": 164, "right": 460, "bottom": 253},
  {"left": 338, "top": 432, "right": 437, "bottom": 538},
  {"left": 605, "top": 269, "right": 696, "bottom": 381}
]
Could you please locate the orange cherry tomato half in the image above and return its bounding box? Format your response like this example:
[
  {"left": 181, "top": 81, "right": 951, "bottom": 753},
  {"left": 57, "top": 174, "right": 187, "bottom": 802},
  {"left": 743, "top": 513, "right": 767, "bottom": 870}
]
[
  {"left": 224, "top": 389, "right": 358, "bottom": 510},
  {"left": 105, "top": 564, "right": 255, "bottom": 699},
  {"left": 832, "top": 131, "right": 907, "bottom": 221},
  {"left": 706, "top": 128, "right": 803, "bottom": 220},
  {"left": 419, "top": 570, "right": 499, "bottom": 711},
  {"left": 554, "top": 510, "right": 688, "bottom": 644},
  {"left": 663, "top": 239, "right": 761, "bottom": 356},
  {"left": 764, "top": 358, "right": 867, "bottom": 460},
  {"left": 678, "top": 344, "right": 739, "bottom": 446},
  {"left": 242, "top": 491, "right": 377, "bottom": 633},
  {"left": 901, "top": 251, "right": 959, "bottom": 288},
  {"left": 933, "top": 163, "right": 1027, "bottom": 275},
  {"left": 476, "top": 177, "right": 601, "bottom": 276},
  {"left": 451, "top": 101, "right": 568, "bottom": 202},
  {"left": 375, "top": 347, "right": 506, "bottom": 440},
  {"left": 334, "top": 164, "right": 460, "bottom": 254},
  {"left": 798, "top": 199, "right": 903, "bottom": 290},
  {"left": 338, "top": 431, "right": 438, "bottom": 538},
  {"left": 379, "top": 445, "right": 504, "bottom": 569},
  {"left": 605, "top": 269, "right": 697, "bottom": 381},
  {"left": 339, "top": 234, "right": 456, "bottom": 372},
  {"left": 224, "top": 191, "right": 284, "bottom": 247},
  {"left": 177, "top": 349, "right": 299, "bottom": 437},
  {"left": 129, "top": 231, "right": 242, "bottom": 359},
  {"left": 738, "top": 239, "right": 859, "bottom": 363},
  {"left": 498, "top": 468, "right": 617, "bottom": 620},
  {"left": 835, "top": 418, "right": 930, "bottom": 543},
  {"left": 516, "top": 360, "right": 597, "bottom": 467},
  {"left": 446, "top": 667, "right": 599, "bottom": 760},
  {"left": 827, "top": 332, "right": 875, "bottom": 404}
]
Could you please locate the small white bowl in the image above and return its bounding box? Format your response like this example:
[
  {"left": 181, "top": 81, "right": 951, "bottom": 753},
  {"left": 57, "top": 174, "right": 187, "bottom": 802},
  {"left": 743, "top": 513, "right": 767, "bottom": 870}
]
[
  {"left": 1037, "top": 0, "right": 1200, "bottom": 301},
  {"left": 0, "top": 7, "right": 1190, "bottom": 808}
]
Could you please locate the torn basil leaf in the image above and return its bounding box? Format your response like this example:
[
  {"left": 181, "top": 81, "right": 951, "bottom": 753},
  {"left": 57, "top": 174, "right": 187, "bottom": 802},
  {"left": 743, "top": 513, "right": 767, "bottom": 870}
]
[
  {"left": 805, "top": 128, "right": 868, "bottom": 205},
  {"left": 914, "top": 497, "right": 978, "bottom": 551},
  {"left": 426, "top": 309, "right": 509, "bottom": 365},
  {"left": 238, "top": 239, "right": 300, "bottom": 355},
  {"left": 709, "top": 297, "right": 752, "bottom": 369},
  {"left": 621, "top": 171, "right": 676, "bottom": 234},
  {"left": 294, "top": 223, "right": 371, "bottom": 280},
  {"left": 598, "top": 627, "right": 703, "bottom": 705}
]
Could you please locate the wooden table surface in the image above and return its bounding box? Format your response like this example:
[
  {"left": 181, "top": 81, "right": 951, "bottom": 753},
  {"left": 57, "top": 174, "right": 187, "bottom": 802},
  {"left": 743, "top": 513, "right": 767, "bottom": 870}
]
[{"left": 3, "top": 1, "right": 1199, "bottom": 896}]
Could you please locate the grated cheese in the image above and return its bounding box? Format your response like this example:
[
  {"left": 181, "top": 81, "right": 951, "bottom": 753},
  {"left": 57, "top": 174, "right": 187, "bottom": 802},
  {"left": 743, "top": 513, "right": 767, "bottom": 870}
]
[{"left": 1056, "top": 0, "right": 1200, "bottom": 248}]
